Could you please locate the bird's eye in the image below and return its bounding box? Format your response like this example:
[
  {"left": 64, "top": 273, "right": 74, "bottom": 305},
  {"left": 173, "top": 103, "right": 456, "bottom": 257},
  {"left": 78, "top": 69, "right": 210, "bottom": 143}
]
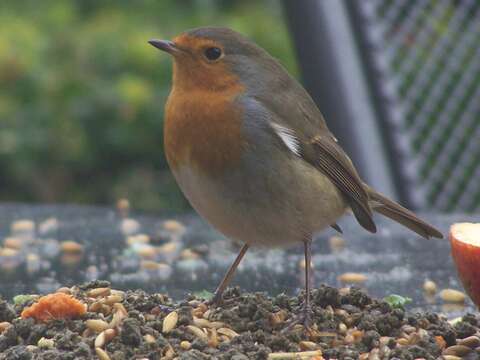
[{"left": 204, "top": 47, "right": 222, "bottom": 61}]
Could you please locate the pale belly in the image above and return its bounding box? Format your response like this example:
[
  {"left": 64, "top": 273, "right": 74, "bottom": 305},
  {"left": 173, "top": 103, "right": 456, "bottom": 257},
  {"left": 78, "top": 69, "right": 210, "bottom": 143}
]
[{"left": 171, "top": 155, "right": 348, "bottom": 248}]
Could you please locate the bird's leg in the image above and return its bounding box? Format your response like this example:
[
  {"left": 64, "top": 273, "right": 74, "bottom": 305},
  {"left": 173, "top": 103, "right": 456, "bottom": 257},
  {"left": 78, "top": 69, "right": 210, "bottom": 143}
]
[
  {"left": 209, "top": 243, "right": 249, "bottom": 306},
  {"left": 282, "top": 239, "right": 313, "bottom": 332},
  {"left": 302, "top": 238, "right": 313, "bottom": 327}
]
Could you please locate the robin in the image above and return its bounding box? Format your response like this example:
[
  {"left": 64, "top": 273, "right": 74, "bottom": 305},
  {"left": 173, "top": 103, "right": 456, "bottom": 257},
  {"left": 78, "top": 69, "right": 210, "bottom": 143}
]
[{"left": 149, "top": 27, "right": 443, "bottom": 327}]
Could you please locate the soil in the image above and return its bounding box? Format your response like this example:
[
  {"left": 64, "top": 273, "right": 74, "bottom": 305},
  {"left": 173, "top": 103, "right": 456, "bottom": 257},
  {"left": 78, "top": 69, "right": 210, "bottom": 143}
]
[{"left": 0, "top": 282, "right": 479, "bottom": 360}]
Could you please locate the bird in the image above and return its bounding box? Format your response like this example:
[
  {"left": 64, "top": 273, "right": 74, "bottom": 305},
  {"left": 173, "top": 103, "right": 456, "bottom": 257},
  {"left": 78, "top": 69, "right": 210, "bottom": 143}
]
[{"left": 148, "top": 27, "right": 443, "bottom": 327}]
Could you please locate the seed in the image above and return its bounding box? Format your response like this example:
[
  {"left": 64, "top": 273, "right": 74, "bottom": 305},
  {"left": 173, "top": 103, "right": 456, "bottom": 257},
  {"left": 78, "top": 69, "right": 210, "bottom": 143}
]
[
  {"left": 0, "top": 322, "right": 11, "bottom": 334},
  {"left": 334, "top": 309, "right": 348, "bottom": 318},
  {"left": 0, "top": 248, "right": 18, "bottom": 257},
  {"left": 443, "top": 356, "right": 462, "bottom": 360},
  {"left": 423, "top": 279, "right": 437, "bottom": 294},
  {"left": 38, "top": 218, "right": 59, "bottom": 235},
  {"left": 193, "top": 317, "right": 212, "bottom": 328},
  {"left": 443, "top": 344, "right": 472, "bottom": 356},
  {"left": 86, "top": 319, "right": 110, "bottom": 333},
  {"left": 163, "top": 220, "right": 185, "bottom": 234},
  {"left": 299, "top": 341, "right": 319, "bottom": 351},
  {"left": 186, "top": 325, "right": 208, "bottom": 341},
  {"left": 192, "top": 303, "right": 208, "bottom": 318},
  {"left": 104, "top": 294, "right": 123, "bottom": 305},
  {"left": 267, "top": 350, "right": 322, "bottom": 359},
  {"left": 61, "top": 241, "right": 83, "bottom": 253},
  {"left": 217, "top": 327, "right": 239, "bottom": 339},
  {"left": 88, "top": 287, "right": 110, "bottom": 298},
  {"left": 113, "top": 302, "right": 128, "bottom": 315},
  {"left": 338, "top": 323, "right": 347, "bottom": 334},
  {"left": 95, "top": 329, "right": 116, "bottom": 348},
  {"left": 127, "top": 234, "right": 150, "bottom": 245},
  {"left": 209, "top": 321, "right": 226, "bottom": 329},
  {"left": 162, "top": 311, "right": 178, "bottom": 333},
  {"left": 3, "top": 237, "right": 23, "bottom": 250},
  {"left": 164, "top": 345, "right": 175, "bottom": 359},
  {"left": 180, "top": 248, "right": 200, "bottom": 260},
  {"left": 207, "top": 328, "right": 218, "bottom": 348},
  {"left": 11, "top": 220, "right": 35, "bottom": 234},
  {"left": 328, "top": 235, "right": 346, "bottom": 252},
  {"left": 144, "top": 334, "right": 156, "bottom": 344},
  {"left": 440, "top": 289, "right": 466, "bottom": 303},
  {"left": 116, "top": 198, "right": 130, "bottom": 216},
  {"left": 158, "top": 241, "right": 178, "bottom": 254},
  {"left": 180, "top": 340, "right": 192, "bottom": 350},
  {"left": 397, "top": 338, "right": 409, "bottom": 346},
  {"left": 120, "top": 218, "right": 140, "bottom": 235},
  {"left": 137, "top": 246, "right": 157, "bottom": 259},
  {"left": 55, "top": 287, "right": 72, "bottom": 294},
  {"left": 270, "top": 310, "right": 288, "bottom": 326},
  {"left": 458, "top": 335, "right": 480, "bottom": 349},
  {"left": 37, "top": 337, "right": 54, "bottom": 349},
  {"left": 110, "top": 306, "right": 127, "bottom": 328},
  {"left": 379, "top": 337, "right": 392, "bottom": 346},
  {"left": 89, "top": 302, "right": 102, "bottom": 312},
  {"left": 95, "top": 347, "right": 111, "bottom": 360},
  {"left": 95, "top": 331, "right": 106, "bottom": 348},
  {"left": 368, "top": 348, "right": 380, "bottom": 360},
  {"left": 203, "top": 309, "right": 212, "bottom": 319},
  {"left": 338, "top": 272, "right": 367, "bottom": 283}
]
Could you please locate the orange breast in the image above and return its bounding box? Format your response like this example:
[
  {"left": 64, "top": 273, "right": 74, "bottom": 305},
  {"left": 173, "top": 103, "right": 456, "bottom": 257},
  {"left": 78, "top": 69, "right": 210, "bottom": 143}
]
[{"left": 164, "top": 86, "right": 246, "bottom": 177}]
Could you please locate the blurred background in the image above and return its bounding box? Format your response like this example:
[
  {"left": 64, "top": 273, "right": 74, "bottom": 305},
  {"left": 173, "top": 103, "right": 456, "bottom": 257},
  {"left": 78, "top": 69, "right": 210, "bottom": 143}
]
[
  {"left": 1, "top": 0, "right": 480, "bottom": 213},
  {"left": 0, "top": 0, "right": 296, "bottom": 212}
]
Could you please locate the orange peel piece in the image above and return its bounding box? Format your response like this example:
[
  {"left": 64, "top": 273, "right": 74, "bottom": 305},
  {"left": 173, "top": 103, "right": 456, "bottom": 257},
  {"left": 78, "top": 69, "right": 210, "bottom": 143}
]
[{"left": 21, "top": 292, "right": 86, "bottom": 322}]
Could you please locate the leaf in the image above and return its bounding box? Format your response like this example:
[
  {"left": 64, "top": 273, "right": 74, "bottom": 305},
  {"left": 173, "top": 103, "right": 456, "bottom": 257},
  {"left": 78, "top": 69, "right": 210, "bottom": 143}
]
[
  {"left": 383, "top": 294, "right": 412, "bottom": 309},
  {"left": 13, "top": 294, "right": 37, "bottom": 306}
]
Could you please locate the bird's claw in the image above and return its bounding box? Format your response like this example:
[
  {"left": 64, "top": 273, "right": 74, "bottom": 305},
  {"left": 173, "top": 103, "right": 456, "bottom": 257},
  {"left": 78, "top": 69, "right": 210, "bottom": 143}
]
[{"left": 281, "top": 303, "right": 313, "bottom": 333}]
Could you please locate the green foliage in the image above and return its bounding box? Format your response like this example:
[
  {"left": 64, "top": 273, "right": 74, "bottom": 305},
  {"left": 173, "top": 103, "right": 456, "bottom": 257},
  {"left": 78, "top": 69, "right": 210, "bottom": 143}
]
[
  {"left": 13, "top": 294, "right": 37, "bottom": 306},
  {"left": 193, "top": 290, "right": 214, "bottom": 301},
  {"left": 383, "top": 294, "right": 412, "bottom": 309},
  {"left": 0, "top": 0, "right": 297, "bottom": 211}
]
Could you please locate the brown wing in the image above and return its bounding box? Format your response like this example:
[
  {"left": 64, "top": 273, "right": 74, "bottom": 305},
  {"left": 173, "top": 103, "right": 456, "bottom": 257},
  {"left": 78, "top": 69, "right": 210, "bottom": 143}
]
[{"left": 302, "top": 134, "right": 377, "bottom": 233}]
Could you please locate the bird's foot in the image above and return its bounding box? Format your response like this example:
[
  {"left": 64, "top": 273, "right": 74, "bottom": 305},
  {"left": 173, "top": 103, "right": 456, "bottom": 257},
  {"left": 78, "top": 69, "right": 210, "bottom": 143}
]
[
  {"left": 281, "top": 303, "right": 313, "bottom": 334},
  {"left": 205, "top": 292, "right": 222, "bottom": 307}
]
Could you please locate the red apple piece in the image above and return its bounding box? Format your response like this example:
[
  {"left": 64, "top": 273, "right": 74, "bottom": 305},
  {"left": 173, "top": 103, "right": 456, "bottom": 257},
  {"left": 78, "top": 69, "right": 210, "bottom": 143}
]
[{"left": 449, "top": 222, "right": 480, "bottom": 307}]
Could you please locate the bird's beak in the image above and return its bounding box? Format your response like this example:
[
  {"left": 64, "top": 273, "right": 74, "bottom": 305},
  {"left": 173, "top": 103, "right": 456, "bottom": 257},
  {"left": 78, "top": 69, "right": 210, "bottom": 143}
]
[{"left": 148, "top": 39, "right": 178, "bottom": 55}]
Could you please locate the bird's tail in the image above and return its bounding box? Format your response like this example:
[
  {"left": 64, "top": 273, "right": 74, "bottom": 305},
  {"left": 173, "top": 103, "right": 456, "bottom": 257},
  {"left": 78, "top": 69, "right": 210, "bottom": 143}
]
[{"left": 365, "top": 185, "right": 443, "bottom": 239}]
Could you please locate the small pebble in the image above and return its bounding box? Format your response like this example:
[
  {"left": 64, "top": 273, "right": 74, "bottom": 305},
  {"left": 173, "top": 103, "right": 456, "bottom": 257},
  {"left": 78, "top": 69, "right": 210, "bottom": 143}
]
[{"left": 440, "top": 289, "right": 466, "bottom": 303}]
